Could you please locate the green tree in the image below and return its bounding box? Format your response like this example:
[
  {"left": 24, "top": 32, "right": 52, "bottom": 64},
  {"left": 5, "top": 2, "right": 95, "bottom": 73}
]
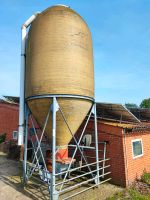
[
  {"left": 125, "top": 103, "right": 138, "bottom": 109},
  {"left": 140, "top": 98, "right": 150, "bottom": 108}
]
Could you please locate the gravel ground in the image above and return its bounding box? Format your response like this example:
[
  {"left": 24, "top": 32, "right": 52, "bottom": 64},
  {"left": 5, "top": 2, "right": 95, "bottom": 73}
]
[{"left": 0, "top": 152, "right": 123, "bottom": 200}]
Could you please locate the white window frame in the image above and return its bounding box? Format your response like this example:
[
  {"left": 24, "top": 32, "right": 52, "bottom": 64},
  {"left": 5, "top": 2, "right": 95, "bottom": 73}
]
[
  {"left": 13, "top": 131, "right": 18, "bottom": 140},
  {"left": 131, "top": 139, "right": 144, "bottom": 159}
]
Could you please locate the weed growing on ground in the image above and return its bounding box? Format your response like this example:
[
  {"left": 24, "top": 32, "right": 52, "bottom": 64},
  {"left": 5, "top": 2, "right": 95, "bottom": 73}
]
[
  {"left": 141, "top": 172, "right": 150, "bottom": 185},
  {"left": 107, "top": 189, "right": 150, "bottom": 200}
]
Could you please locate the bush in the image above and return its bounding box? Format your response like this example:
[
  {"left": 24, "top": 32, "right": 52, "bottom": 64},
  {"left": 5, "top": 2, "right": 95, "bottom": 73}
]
[
  {"left": 141, "top": 172, "right": 150, "bottom": 185},
  {"left": 7, "top": 140, "right": 21, "bottom": 160},
  {"left": 0, "top": 133, "right": 6, "bottom": 144}
]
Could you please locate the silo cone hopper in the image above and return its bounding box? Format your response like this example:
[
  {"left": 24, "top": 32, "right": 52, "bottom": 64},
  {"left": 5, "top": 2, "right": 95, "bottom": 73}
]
[{"left": 25, "top": 5, "right": 94, "bottom": 158}]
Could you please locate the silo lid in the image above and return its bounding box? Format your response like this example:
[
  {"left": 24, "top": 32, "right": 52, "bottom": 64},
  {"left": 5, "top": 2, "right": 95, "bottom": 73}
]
[{"left": 54, "top": 4, "right": 70, "bottom": 8}]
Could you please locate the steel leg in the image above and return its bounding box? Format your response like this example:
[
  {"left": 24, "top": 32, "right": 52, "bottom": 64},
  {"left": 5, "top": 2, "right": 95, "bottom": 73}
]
[
  {"left": 102, "top": 142, "right": 106, "bottom": 178},
  {"left": 94, "top": 102, "right": 100, "bottom": 185},
  {"left": 51, "top": 97, "right": 59, "bottom": 200}
]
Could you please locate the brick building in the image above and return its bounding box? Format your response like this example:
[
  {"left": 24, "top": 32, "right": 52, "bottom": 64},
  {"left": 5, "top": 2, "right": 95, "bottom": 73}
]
[
  {"left": 0, "top": 97, "right": 19, "bottom": 141},
  {"left": 97, "top": 120, "right": 150, "bottom": 186},
  {"left": 0, "top": 96, "right": 44, "bottom": 143},
  {"left": 77, "top": 103, "right": 150, "bottom": 187}
]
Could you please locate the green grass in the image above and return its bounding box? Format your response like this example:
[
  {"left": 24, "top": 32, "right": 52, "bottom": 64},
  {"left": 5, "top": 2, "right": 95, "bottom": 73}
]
[
  {"left": 141, "top": 172, "right": 150, "bottom": 185},
  {"left": 107, "top": 189, "right": 150, "bottom": 200},
  {"left": 106, "top": 191, "right": 125, "bottom": 200},
  {"left": 128, "top": 189, "right": 150, "bottom": 200}
]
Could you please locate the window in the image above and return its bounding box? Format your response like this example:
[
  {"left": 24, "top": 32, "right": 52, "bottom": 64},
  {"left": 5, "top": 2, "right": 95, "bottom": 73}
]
[
  {"left": 13, "top": 131, "right": 18, "bottom": 140},
  {"left": 132, "top": 139, "right": 143, "bottom": 158}
]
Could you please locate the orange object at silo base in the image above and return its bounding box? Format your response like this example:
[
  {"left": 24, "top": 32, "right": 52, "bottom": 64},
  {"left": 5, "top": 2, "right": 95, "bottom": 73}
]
[
  {"left": 46, "top": 148, "right": 75, "bottom": 173},
  {"left": 56, "top": 148, "right": 68, "bottom": 160},
  {"left": 25, "top": 5, "right": 94, "bottom": 147}
]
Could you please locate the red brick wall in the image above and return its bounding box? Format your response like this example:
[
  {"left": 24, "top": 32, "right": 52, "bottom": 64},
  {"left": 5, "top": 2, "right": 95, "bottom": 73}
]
[
  {"left": 0, "top": 102, "right": 43, "bottom": 143},
  {"left": 123, "top": 131, "right": 150, "bottom": 186},
  {"left": 97, "top": 121, "right": 127, "bottom": 186},
  {"left": 75, "top": 119, "right": 127, "bottom": 186},
  {"left": 0, "top": 103, "right": 19, "bottom": 141}
]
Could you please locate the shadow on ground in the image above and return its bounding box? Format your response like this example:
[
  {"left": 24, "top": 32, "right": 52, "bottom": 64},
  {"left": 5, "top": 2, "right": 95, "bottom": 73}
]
[
  {"left": 2, "top": 175, "right": 51, "bottom": 200},
  {"left": 0, "top": 152, "right": 49, "bottom": 200}
]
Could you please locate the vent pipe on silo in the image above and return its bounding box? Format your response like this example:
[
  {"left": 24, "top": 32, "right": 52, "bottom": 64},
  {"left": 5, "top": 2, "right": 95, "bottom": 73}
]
[{"left": 18, "top": 13, "right": 40, "bottom": 146}]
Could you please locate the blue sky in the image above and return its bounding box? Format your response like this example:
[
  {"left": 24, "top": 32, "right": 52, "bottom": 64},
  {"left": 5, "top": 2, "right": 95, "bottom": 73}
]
[{"left": 0, "top": 0, "right": 149, "bottom": 105}]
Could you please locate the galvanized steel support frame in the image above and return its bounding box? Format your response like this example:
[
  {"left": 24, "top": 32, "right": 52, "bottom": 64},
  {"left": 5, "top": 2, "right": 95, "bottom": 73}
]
[{"left": 23, "top": 95, "right": 110, "bottom": 200}]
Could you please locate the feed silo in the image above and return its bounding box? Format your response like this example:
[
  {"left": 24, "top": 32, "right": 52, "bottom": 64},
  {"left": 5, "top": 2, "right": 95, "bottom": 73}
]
[
  {"left": 18, "top": 5, "right": 102, "bottom": 200},
  {"left": 25, "top": 5, "right": 94, "bottom": 147}
]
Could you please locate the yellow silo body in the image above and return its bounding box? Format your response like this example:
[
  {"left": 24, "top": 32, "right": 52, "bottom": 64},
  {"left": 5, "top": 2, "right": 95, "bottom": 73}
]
[{"left": 25, "top": 5, "right": 94, "bottom": 146}]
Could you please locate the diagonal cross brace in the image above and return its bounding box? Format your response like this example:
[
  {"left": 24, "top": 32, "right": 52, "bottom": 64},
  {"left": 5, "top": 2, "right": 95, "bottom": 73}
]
[
  {"left": 58, "top": 103, "right": 95, "bottom": 191},
  {"left": 28, "top": 104, "right": 51, "bottom": 178}
]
